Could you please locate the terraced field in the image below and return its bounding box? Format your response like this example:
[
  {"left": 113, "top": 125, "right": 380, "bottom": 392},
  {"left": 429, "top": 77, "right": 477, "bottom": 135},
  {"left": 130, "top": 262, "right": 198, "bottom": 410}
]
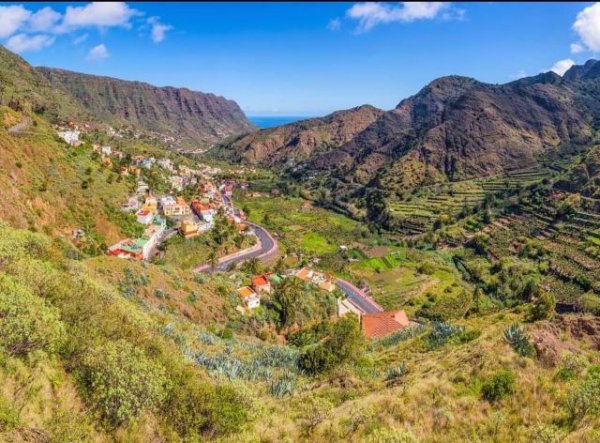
[{"left": 388, "top": 166, "right": 554, "bottom": 234}]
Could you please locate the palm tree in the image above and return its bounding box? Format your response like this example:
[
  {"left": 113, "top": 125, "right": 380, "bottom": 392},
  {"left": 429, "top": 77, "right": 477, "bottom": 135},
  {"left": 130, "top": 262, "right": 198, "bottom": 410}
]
[
  {"left": 207, "top": 249, "right": 219, "bottom": 271},
  {"left": 273, "top": 277, "right": 304, "bottom": 327},
  {"left": 243, "top": 257, "right": 261, "bottom": 275}
]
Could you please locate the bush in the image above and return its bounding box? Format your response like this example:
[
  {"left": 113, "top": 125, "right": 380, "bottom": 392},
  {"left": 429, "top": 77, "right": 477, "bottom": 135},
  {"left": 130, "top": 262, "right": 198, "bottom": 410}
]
[
  {"left": 564, "top": 366, "right": 600, "bottom": 423},
  {"left": 366, "top": 428, "right": 418, "bottom": 443},
  {"left": 164, "top": 368, "right": 248, "bottom": 438},
  {"left": 80, "top": 340, "right": 168, "bottom": 426},
  {"left": 527, "top": 290, "right": 556, "bottom": 322},
  {"left": 0, "top": 395, "right": 19, "bottom": 432},
  {"left": 299, "top": 315, "right": 364, "bottom": 374},
  {"left": 481, "top": 370, "right": 516, "bottom": 402},
  {"left": 504, "top": 323, "right": 534, "bottom": 357},
  {"left": 0, "top": 274, "right": 64, "bottom": 356}
]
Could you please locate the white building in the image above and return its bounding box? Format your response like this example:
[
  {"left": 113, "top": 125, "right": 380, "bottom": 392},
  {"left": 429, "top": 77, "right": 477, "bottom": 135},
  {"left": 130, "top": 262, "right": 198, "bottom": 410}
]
[
  {"left": 136, "top": 210, "right": 154, "bottom": 225},
  {"left": 57, "top": 130, "right": 81, "bottom": 146},
  {"left": 101, "top": 146, "right": 112, "bottom": 156}
]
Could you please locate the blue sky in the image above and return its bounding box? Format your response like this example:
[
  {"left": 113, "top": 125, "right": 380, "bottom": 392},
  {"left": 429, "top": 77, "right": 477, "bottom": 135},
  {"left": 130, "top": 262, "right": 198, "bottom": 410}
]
[{"left": 1, "top": 2, "right": 599, "bottom": 116}]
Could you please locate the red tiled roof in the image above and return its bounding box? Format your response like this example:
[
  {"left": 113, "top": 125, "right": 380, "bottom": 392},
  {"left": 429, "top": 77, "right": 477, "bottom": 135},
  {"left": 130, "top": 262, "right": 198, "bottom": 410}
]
[
  {"left": 252, "top": 275, "right": 269, "bottom": 287},
  {"left": 361, "top": 310, "right": 409, "bottom": 339}
]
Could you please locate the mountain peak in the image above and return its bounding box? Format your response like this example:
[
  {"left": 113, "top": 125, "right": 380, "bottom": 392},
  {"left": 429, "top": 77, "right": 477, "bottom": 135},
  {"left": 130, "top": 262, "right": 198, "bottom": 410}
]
[{"left": 563, "top": 59, "right": 600, "bottom": 81}]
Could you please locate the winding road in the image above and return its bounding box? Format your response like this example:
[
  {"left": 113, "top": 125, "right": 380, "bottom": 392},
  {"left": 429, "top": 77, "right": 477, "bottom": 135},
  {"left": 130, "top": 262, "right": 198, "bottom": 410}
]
[
  {"left": 193, "top": 190, "right": 383, "bottom": 314},
  {"left": 193, "top": 222, "right": 278, "bottom": 273}
]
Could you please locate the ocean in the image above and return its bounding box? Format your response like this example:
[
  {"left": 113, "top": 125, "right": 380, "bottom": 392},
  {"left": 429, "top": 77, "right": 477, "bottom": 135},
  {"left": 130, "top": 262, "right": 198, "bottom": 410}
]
[{"left": 248, "top": 116, "right": 309, "bottom": 129}]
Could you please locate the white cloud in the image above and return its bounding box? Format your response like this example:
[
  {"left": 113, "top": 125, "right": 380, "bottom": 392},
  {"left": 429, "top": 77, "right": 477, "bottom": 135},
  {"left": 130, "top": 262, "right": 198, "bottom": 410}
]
[
  {"left": 548, "top": 58, "right": 575, "bottom": 76},
  {"left": 347, "top": 2, "right": 461, "bottom": 32},
  {"left": 570, "top": 42, "right": 584, "bottom": 54},
  {"left": 60, "top": 2, "right": 139, "bottom": 32},
  {"left": 5, "top": 33, "right": 55, "bottom": 53},
  {"left": 0, "top": 5, "right": 31, "bottom": 39},
  {"left": 28, "top": 7, "right": 62, "bottom": 32},
  {"left": 573, "top": 2, "right": 600, "bottom": 52},
  {"left": 86, "top": 43, "right": 109, "bottom": 61},
  {"left": 73, "top": 33, "right": 89, "bottom": 45},
  {"left": 327, "top": 18, "right": 342, "bottom": 31},
  {"left": 147, "top": 17, "right": 172, "bottom": 43}
]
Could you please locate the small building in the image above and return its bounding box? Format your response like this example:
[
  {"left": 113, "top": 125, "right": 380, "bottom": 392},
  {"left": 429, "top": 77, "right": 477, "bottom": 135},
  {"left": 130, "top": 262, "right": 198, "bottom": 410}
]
[
  {"left": 163, "top": 197, "right": 191, "bottom": 217},
  {"left": 318, "top": 280, "right": 337, "bottom": 293},
  {"left": 108, "top": 238, "right": 149, "bottom": 261},
  {"left": 191, "top": 200, "right": 215, "bottom": 222},
  {"left": 296, "top": 267, "right": 314, "bottom": 282},
  {"left": 252, "top": 274, "right": 271, "bottom": 295},
  {"left": 360, "top": 310, "right": 410, "bottom": 339},
  {"left": 100, "top": 146, "right": 112, "bottom": 156},
  {"left": 237, "top": 286, "right": 260, "bottom": 309},
  {"left": 179, "top": 219, "right": 199, "bottom": 238},
  {"left": 142, "top": 196, "right": 158, "bottom": 212},
  {"left": 136, "top": 209, "right": 154, "bottom": 225}
]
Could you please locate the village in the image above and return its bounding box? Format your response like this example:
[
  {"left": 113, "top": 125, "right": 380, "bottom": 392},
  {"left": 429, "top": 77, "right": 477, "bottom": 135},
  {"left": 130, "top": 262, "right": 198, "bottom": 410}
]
[{"left": 57, "top": 123, "right": 414, "bottom": 341}]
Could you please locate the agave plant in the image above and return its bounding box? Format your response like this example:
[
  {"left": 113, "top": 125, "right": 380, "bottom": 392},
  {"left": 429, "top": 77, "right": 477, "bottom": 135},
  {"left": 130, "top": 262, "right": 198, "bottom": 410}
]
[
  {"left": 504, "top": 323, "right": 535, "bottom": 357},
  {"left": 427, "top": 322, "right": 464, "bottom": 349},
  {"left": 380, "top": 324, "right": 425, "bottom": 347},
  {"left": 269, "top": 370, "right": 297, "bottom": 398},
  {"left": 385, "top": 362, "right": 408, "bottom": 382}
]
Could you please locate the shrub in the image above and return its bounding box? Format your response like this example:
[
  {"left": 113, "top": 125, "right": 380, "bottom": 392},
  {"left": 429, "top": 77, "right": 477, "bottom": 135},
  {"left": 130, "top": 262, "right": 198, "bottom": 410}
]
[
  {"left": 0, "top": 395, "right": 19, "bottom": 432},
  {"left": 481, "top": 370, "right": 516, "bottom": 402},
  {"left": 80, "top": 340, "right": 168, "bottom": 426},
  {"left": 564, "top": 366, "right": 600, "bottom": 423},
  {"left": 299, "top": 315, "right": 364, "bottom": 374},
  {"left": 527, "top": 290, "right": 556, "bottom": 322},
  {"left": 366, "top": 428, "right": 417, "bottom": 443},
  {"left": 0, "top": 274, "right": 64, "bottom": 356},
  {"left": 504, "top": 323, "right": 534, "bottom": 357}
]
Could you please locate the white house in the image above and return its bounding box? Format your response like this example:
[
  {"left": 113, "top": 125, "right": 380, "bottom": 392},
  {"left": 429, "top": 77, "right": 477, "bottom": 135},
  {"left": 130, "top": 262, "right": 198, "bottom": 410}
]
[
  {"left": 136, "top": 209, "right": 154, "bottom": 225},
  {"left": 101, "top": 146, "right": 112, "bottom": 156},
  {"left": 57, "top": 130, "right": 81, "bottom": 146}
]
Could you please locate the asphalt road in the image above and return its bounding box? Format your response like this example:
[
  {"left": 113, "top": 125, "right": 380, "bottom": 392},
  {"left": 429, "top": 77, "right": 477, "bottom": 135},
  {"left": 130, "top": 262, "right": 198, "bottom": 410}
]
[
  {"left": 195, "top": 191, "right": 383, "bottom": 314},
  {"left": 335, "top": 279, "right": 383, "bottom": 314},
  {"left": 195, "top": 222, "right": 278, "bottom": 273}
]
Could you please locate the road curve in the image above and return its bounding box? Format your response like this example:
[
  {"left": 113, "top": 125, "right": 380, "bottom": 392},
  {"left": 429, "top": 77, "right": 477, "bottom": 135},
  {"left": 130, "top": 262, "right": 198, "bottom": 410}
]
[
  {"left": 193, "top": 198, "right": 383, "bottom": 314},
  {"left": 193, "top": 222, "right": 278, "bottom": 273}
]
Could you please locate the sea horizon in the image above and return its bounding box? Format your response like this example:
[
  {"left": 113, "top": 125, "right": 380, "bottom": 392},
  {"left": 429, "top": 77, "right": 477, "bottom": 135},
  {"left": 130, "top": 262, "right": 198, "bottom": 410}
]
[{"left": 248, "top": 115, "right": 312, "bottom": 129}]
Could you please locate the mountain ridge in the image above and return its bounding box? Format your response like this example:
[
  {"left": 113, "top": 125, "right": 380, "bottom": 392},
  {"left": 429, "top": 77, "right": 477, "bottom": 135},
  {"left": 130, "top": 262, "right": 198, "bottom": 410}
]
[
  {"left": 218, "top": 60, "right": 600, "bottom": 192},
  {"left": 37, "top": 65, "right": 255, "bottom": 150}
]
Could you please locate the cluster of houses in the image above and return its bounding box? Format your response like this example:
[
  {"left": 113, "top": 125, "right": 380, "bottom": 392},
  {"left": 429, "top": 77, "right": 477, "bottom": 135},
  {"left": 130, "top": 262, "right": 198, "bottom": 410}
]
[
  {"left": 108, "top": 190, "right": 167, "bottom": 261},
  {"left": 236, "top": 273, "right": 278, "bottom": 310},
  {"left": 111, "top": 174, "right": 250, "bottom": 262},
  {"left": 235, "top": 267, "right": 337, "bottom": 311}
]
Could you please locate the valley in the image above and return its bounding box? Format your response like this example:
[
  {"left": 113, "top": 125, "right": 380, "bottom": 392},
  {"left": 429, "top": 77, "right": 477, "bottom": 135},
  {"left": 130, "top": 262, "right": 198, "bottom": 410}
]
[{"left": 0, "top": 41, "right": 599, "bottom": 443}]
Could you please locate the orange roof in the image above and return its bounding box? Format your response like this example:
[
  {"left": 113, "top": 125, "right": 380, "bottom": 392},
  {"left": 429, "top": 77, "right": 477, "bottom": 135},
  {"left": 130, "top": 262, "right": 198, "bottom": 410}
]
[
  {"left": 296, "top": 267, "right": 312, "bottom": 281},
  {"left": 176, "top": 196, "right": 187, "bottom": 205},
  {"left": 252, "top": 275, "right": 269, "bottom": 287},
  {"left": 237, "top": 286, "right": 256, "bottom": 298},
  {"left": 361, "top": 311, "right": 409, "bottom": 339}
]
